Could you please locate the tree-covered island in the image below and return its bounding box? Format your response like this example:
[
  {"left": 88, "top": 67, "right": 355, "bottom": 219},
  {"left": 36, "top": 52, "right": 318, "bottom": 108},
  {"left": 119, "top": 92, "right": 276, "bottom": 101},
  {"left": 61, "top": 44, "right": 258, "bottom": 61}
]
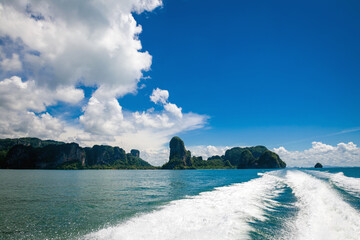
[
  {"left": 0, "top": 137, "right": 286, "bottom": 169},
  {"left": 0, "top": 138, "right": 153, "bottom": 169},
  {"left": 162, "top": 136, "right": 286, "bottom": 169}
]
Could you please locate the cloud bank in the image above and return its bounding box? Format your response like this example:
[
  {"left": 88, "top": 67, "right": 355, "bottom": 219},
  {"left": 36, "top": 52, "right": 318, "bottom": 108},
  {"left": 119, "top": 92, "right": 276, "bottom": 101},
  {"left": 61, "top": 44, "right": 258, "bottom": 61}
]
[
  {"left": 0, "top": 0, "right": 208, "bottom": 165},
  {"left": 274, "top": 142, "right": 360, "bottom": 167}
]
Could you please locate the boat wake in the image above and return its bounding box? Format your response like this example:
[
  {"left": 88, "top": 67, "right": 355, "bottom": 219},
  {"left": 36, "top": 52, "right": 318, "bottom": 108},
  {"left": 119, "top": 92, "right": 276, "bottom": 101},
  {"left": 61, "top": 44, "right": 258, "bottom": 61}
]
[
  {"left": 83, "top": 170, "right": 360, "bottom": 240},
  {"left": 83, "top": 174, "right": 284, "bottom": 240},
  {"left": 306, "top": 170, "right": 360, "bottom": 198},
  {"left": 283, "top": 170, "right": 360, "bottom": 240}
]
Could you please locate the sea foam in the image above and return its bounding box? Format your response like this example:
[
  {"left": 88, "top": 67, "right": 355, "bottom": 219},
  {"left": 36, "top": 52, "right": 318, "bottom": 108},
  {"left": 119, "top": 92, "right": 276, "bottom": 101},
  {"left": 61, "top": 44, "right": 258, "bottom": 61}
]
[
  {"left": 306, "top": 170, "right": 360, "bottom": 198},
  {"left": 284, "top": 170, "right": 360, "bottom": 240},
  {"left": 83, "top": 173, "right": 284, "bottom": 240}
]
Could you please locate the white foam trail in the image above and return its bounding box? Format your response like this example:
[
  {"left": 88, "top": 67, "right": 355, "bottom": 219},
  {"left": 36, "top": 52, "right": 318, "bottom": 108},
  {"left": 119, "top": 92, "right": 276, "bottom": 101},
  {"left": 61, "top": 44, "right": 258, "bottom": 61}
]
[
  {"left": 306, "top": 170, "right": 360, "bottom": 198},
  {"left": 284, "top": 170, "right": 360, "bottom": 240},
  {"left": 83, "top": 173, "right": 284, "bottom": 240}
]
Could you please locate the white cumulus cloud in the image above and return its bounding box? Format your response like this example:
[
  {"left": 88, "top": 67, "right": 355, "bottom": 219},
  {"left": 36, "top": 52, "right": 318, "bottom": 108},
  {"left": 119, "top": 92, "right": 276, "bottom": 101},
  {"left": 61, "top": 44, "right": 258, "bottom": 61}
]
[
  {"left": 150, "top": 88, "right": 169, "bottom": 104},
  {"left": 0, "top": 76, "right": 83, "bottom": 139},
  {"left": 273, "top": 142, "right": 360, "bottom": 167},
  {"left": 0, "top": 0, "right": 160, "bottom": 92},
  {"left": 0, "top": 0, "right": 211, "bottom": 166},
  {"left": 188, "top": 145, "right": 231, "bottom": 159},
  {"left": 0, "top": 76, "right": 84, "bottom": 112}
]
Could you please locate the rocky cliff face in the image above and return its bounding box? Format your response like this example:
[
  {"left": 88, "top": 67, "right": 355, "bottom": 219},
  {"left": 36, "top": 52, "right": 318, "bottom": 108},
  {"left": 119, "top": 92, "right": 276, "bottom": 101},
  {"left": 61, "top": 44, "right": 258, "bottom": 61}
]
[
  {"left": 0, "top": 138, "right": 153, "bottom": 169},
  {"left": 131, "top": 149, "right": 140, "bottom": 158},
  {"left": 162, "top": 137, "right": 191, "bottom": 169},
  {"left": 169, "top": 137, "right": 187, "bottom": 162},
  {"left": 36, "top": 143, "right": 86, "bottom": 168},
  {"left": 85, "top": 145, "right": 127, "bottom": 166},
  {"left": 0, "top": 138, "right": 66, "bottom": 168},
  {"left": 5, "top": 145, "right": 36, "bottom": 169},
  {"left": 5, "top": 143, "right": 86, "bottom": 169}
]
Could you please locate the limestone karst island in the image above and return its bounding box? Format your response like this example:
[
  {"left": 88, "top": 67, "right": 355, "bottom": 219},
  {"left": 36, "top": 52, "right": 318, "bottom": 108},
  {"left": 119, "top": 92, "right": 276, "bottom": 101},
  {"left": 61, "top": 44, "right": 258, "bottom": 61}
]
[{"left": 0, "top": 136, "right": 286, "bottom": 170}]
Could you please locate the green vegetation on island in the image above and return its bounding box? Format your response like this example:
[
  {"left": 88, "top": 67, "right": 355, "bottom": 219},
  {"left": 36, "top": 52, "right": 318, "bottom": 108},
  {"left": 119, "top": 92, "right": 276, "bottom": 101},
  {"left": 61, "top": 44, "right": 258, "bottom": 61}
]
[
  {"left": 0, "top": 138, "right": 155, "bottom": 169},
  {"left": 0, "top": 136, "right": 286, "bottom": 170},
  {"left": 162, "top": 136, "right": 286, "bottom": 169}
]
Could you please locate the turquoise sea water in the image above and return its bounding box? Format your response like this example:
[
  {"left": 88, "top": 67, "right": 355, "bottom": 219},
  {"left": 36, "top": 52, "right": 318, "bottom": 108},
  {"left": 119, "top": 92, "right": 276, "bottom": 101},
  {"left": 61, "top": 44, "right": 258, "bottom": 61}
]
[{"left": 0, "top": 168, "right": 359, "bottom": 239}]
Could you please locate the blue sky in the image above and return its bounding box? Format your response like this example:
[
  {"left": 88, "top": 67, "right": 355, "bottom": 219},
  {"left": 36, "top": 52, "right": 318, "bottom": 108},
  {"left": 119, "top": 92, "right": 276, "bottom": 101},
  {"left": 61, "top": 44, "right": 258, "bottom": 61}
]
[
  {"left": 0, "top": 0, "right": 359, "bottom": 166},
  {"left": 130, "top": 0, "right": 360, "bottom": 150}
]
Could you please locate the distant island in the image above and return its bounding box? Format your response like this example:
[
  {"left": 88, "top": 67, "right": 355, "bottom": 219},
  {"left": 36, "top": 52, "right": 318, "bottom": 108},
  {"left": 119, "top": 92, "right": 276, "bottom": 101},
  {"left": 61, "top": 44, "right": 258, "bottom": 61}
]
[
  {"left": 314, "top": 162, "right": 323, "bottom": 168},
  {"left": 162, "top": 136, "right": 286, "bottom": 169},
  {"left": 0, "top": 138, "right": 154, "bottom": 169},
  {"left": 0, "top": 137, "right": 286, "bottom": 170}
]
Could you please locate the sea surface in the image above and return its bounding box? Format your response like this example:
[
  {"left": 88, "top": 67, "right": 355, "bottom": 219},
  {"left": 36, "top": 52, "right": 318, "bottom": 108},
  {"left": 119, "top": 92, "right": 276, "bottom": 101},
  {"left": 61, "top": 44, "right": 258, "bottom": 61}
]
[{"left": 0, "top": 168, "right": 360, "bottom": 240}]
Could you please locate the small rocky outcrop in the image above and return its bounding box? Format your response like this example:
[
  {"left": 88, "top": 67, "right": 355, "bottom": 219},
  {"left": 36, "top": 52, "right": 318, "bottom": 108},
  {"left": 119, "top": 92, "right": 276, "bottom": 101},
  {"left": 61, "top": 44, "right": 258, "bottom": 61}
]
[
  {"left": 314, "top": 162, "right": 323, "bottom": 168},
  {"left": 131, "top": 149, "right": 140, "bottom": 158}
]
